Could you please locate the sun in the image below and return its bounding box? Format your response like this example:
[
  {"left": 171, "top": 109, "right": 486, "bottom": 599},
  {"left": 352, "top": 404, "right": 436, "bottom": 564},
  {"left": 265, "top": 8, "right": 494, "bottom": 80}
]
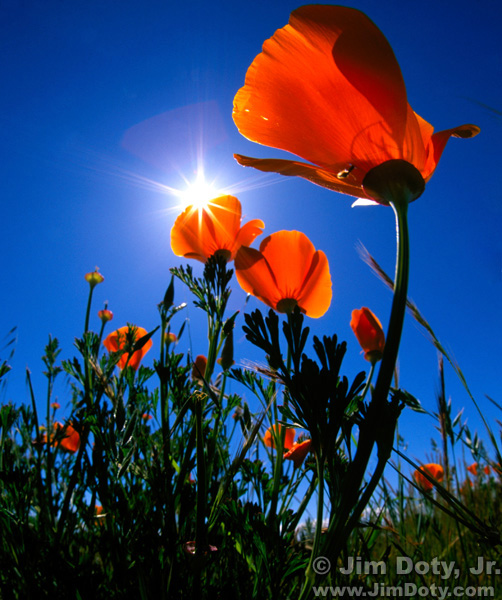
[{"left": 177, "top": 172, "right": 221, "bottom": 211}]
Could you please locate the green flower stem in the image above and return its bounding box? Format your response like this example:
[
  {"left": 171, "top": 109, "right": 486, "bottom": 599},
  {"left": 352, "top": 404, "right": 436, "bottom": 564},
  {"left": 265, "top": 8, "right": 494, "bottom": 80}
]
[
  {"left": 299, "top": 454, "right": 325, "bottom": 599},
  {"left": 324, "top": 196, "right": 410, "bottom": 567},
  {"left": 269, "top": 327, "right": 293, "bottom": 521},
  {"left": 159, "top": 318, "right": 170, "bottom": 456},
  {"left": 195, "top": 394, "right": 208, "bottom": 556},
  {"left": 205, "top": 315, "right": 220, "bottom": 379},
  {"left": 84, "top": 285, "right": 94, "bottom": 335},
  {"left": 268, "top": 429, "right": 285, "bottom": 521},
  {"left": 372, "top": 198, "right": 409, "bottom": 404},
  {"left": 359, "top": 362, "right": 376, "bottom": 403},
  {"left": 83, "top": 285, "right": 96, "bottom": 398}
]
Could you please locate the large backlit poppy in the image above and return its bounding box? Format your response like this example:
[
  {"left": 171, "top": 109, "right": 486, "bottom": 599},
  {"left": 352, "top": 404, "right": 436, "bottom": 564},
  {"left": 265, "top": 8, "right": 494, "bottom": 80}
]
[
  {"left": 235, "top": 230, "right": 332, "bottom": 318},
  {"left": 413, "top": 463, "right": 444, "bottom": 492},
  {"left": 171, "top": 195, "right": 264, "bottom": 262},
  {"left": 233, "top": 5, "right": 479, "bottom": 205},
  {"left": 350, "top": 307, "right": 385, "bottom": 363},
  {"left": 103, "top": 325, "right": 153, "bottom": 370}
]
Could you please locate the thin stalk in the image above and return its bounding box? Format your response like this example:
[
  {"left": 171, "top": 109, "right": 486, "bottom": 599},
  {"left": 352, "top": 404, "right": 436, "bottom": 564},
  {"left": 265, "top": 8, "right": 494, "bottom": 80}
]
[
  {"left": 195, "top": 395, "right": 208, "bottom": 554},
  {"left": 359, "top": 362, "right": 376, "bottom": 403},
  {"left": 299, "top": 455, "right": 325, "bottom": 600},
  {"left": 269, "top": 326, "right": 293, "bottom": 521},
  {"left": 324, "top": 197, "right": 410, "bottom": 565}
]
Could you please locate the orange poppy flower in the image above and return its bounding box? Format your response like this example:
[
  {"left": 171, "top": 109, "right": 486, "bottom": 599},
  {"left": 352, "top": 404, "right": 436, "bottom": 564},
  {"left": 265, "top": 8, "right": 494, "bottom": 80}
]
[
  {"left": 264, "top": 424, "right": 295, "bottom": 451},
  {"left": 233, "top": 5, "right": 479, "bottom": 205},
  {"left": 284, "top": 439, "right": 312, "bottom": 469},
  {"left": 467, "top": 463, "right": 478, "bottom": 476},
  {"left": 35, "top": 422, "right": 81, "bottom": 453},
  {"left": 103, "top": 326, "right": 153, "bottom": 370},
  {"left": 171, "top": 195, "right": 264, "bottom": 262},
  {"left": 57, "top": 423, "right": 81, "bottom": 453},
  {"left": 350, "top": 307, "right": 385, "bottom": 363},
  {"left": 235, "top": 230, "right": 332, "bottom": 318},
  {"left": 467, "top": 463, "right": 491, "bottom": 476},
  {"left": 413, "top": 463, "right": 444, "bottom": 492}
]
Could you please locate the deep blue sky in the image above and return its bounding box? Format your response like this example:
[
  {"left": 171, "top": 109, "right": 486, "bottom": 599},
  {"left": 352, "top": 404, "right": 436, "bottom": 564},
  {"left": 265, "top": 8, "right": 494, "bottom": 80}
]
[{"left": 1, "top": 0, "right": 500, "bottom": 472}]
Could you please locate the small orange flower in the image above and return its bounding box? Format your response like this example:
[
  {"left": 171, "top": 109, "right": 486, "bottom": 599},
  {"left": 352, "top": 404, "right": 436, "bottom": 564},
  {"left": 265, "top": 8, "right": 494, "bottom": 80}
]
[
  {"left": 36, "top": 422, "right": 80, "bottom": 453},
  {"left": 56, "top": 423, "right": 81, "bottom": 453},
  {"left": 467, "top": 463, "right": 478, "bottom": 476},
  {"left": 413, "top": 463, "right": 444, "bottom": 492},
  {"left": 467, "top": 463, "right": 491, "bottom": 476},
  {"left": 233, "top": 5, "right": 479, "bottom": 205},
  {"left": 191, "top": 355, "right": 207, "bottom": 381},
  {"left": 235, "top": 230, "right": 332, "bottom": 318},
  {"left": 98, "top": 309, "right": 114, "bottom": 323},
  {"left": 284, "top": 439, "right": 312, "bottom": 469},
  {"left": 171, "top": 195, "right": 264, "bottom": 262},
  {"left": 263, "top": 424, "right": 295, "bottom": 451},
  {"left": 85, "top": 269, "right": 104, "bottom": 288},
  {"left": 350, "top": 307, "right": 385, "bottom": 363},
  {"left": 103, "top": 326, "right": 153, "bottom": 370},
  {"left": 51, "top": 402, "right": 60, "bottom": 410}
]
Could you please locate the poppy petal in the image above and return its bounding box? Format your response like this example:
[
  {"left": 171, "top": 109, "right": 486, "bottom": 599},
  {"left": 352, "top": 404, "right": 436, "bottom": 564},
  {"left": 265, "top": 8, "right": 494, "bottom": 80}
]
[
  {"left": 233, "top": 5, "right": 408, "bottom": 173},
  {"left": 423, "top": 123, "right": 481, "bottom": 181},
  {"left": 171, "top": 206, "right": 211, "bottom": 262},
  {"left": 264, "top": 424, "right": 295, "bottom": 450},
  {"left": 235, "top": 246, "right": 281, "bottom": 310},
  {"left": 233, "top": 218, "right": 265, "bottom": 257},
  {"left": 234, "top": 154, "right": 371, "bottom": 199},
  {"left": 296, "top": 251, "right": 332, "bottom": 318},
  {"left": 257, "top": 231, "right": 318, "bottom": 301}
]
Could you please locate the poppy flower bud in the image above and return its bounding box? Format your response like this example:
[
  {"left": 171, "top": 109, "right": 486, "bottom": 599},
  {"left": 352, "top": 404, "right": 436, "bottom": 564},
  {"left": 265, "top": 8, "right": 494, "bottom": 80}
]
[
  {"left": 191, "top": 355, "right": 207, "bottom": 382},
  {"left": 218, "top": 315, "right": 236, "bottom": 370},
  {"left": 350, "top": 307, "right": 385, "bottom": 364},
  {"left": 98, "top": 309, "right": 114, "bottom": 323},
  {"left": 85, "top": 269, "right": 104, "bottom": 289},
  {"left": 165, "top": 332, "right": 177, "bottom": 345}
]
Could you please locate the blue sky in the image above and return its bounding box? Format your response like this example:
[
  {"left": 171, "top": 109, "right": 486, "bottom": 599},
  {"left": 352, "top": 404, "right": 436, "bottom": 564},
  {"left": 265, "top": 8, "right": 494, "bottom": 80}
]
[{"left": 1, "top": 0, "right": 500, "bottom": 472}]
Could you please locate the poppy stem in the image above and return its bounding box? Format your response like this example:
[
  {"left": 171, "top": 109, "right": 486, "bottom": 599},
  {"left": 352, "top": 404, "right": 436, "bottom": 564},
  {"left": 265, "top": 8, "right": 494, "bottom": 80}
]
[
  {"left": 322, "top": 195, "right": 410, "bottom": 569},
  {"left": 301, "top": 453, "right": 325, "bottom": 595},
  {"left": 374, "top": 198, "right": 409, "bottom": 400},
  {"left": 195, "top": 394, "right": 208, "bottom": 555}
]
